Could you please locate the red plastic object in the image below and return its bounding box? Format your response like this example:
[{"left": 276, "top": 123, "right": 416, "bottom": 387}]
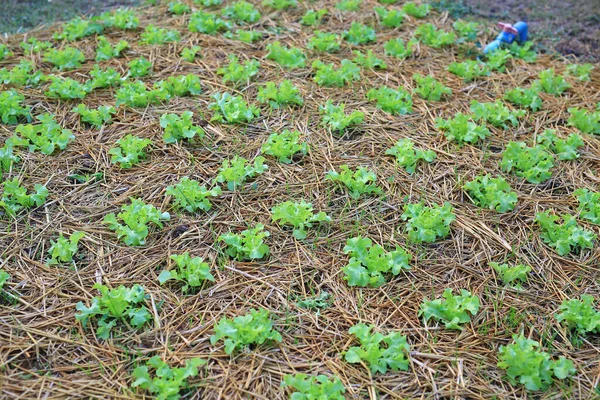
[{"left": 498, "top": 22, "right": 519, "bottom": 36}]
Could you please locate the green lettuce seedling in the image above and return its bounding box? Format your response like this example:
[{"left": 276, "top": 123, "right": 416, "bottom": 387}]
[
  {"left": 567, "top": 107, "right": 600, "bottom": 135},
  {"left": 158, "top": 252, "right": 215, "bottom": 291},
  {"left": 160, "top": 111, "right": 204, "bottom": 144},
  {"left": 45, "top": 76, "right": 90, "bottom": 100},
  {"left": 415, "top": 23, "right": 456, "bottom": 48},
  {"left": 115, "top": 81, "right": 170, "bottom": 107},
  {"left": 447, "top": 60, "right": 490, "bottom": 82},
  {"left": 500, "top": 141, "right": 554, "bottom": 184},
  {"left": 326, "top": 165, "right": 381, "bottom": 199},
  {"left": 308, "top": 31, "right": 341, "bottom": 53},
  {"left": 272, "top": 200, "right": 330, "bottom": 239},
  {"left": 342, "top": 236, "right": 411, "bottom": 287},
  {"left": 463, "top": 175, "right": 517, "bottom": 212},
  {"left": 223, "top": 29, "right": 263, "bottom": 43},
  {"left": 132, "top": 356, "right": 206, "bottom": 399},
  {"left": 217, "top": 54, "right": 260, "bottom": 85},
  {"left": 44, "top": 47, "right": 85, "bottom": 70},
  {"left": 75, "top": 283, "right": 152, "bottom": 339},
  {"left": 374, "top": 6, "right": 404, "bottom": 28},
  {"left": 208, "top": 92, "right": 259, "bottom": 124},
  {"left": 210, "top": 308, "right": 282, "bottom": 354},
  {"left": 312, "top": 59, "right": 360, "bottom": 87},
  {"left": 401, "top": 202, "right": 455, "bottom": 243},
  {"left": 0, "top": 178, "right": 48, "bottom": 217},
  {"left": 140, "top": 25, "right": 181, "bottom": 45},
  {"left": 263, "top": 0, "right": 297, "bottom": 9},
  {"left": 533, "top": 69, "right": 569, "bottom": 95},
  {"left": 165, "top": 176, "right": 221, "bottom": 213},
  {"left": 301, "top": 9, "right": 327, "bottom": 26},
  {"left": 504, "top": 86, "right": 542, "bottom": 111},
  {"left": 181, "top": 45, "right": 201, "bottom": 62},
  {"left": 319, "top": 101, "right": 364, "bottom": 132},
  {"left": 555, "top": 295, "right": 600, "bottom": 334},
  {"left": 383, "top": 38, "right": 416, "bottom": 58},
  {"left": 188, "top": 11, "right": 230, "bottom": 34},
  {"left": 128, "top": 57, "right": 153, "bottom": 78},
  {"left": 367, "top": 86, "right": 413, "bottom": 115},
  {"left": 168, "top": 1, "right": 191, "bottom": 14},
  {"left": 344, "top": 323, "right": 410, "bottom": 373},
  {"left": 214, "top": 156, "right": 267, "bottom": 190},
  {"left": 402, "top": 2, "right": 430, "bottom": 17},
  {"left": 566, "top": 63, "right": 594, "bottom": 81},
  {"left": 470, "top": 100, "right": 526, "bottom": 129},
  {"left": 266, "top": 42, "right": 306, "bottom": 69},
  {"left": 435, "top": 113, "right": 490, "bottom": 146},
  {"left": 109, "top": 134, "right": 152, "bottom": 168},
  {"left": 343, "top": 22, "right": 376, "bottom": 45},
  {"left": 535, "top": 211, "right": 595, "bottom": 255},
  {"left": 261, "top": 129, "right": 307, "bottom": 163},
  {"left": 257, "top": 80, "right": 304, "bottom": 108},
  {"left": 47, "top": 231, "right": 85, "bottom": 265},
  {"left": 336, "top": 0, "right": 361, "bottom": 11},
  {"left": 352, "top": 50, "right": 387, "bottom": 69},
  {"left": 386, "top": 138, "right": 435, "bottom": 174},
  {"left": 72, "top": 104, "right": 116, "bottom": 129},
  {"left": 9, "top": 113, "right": 75, "bottom": 155},
  {"left": 419, "top": 288, "right": 480, "bottom": 329},
  {"left": 413, "top": 74, "right": 452, "bottom": 101},
  {"left": 95, "top": 36, "right": 129, "bottom": 61},
  {"left": 536, "top": 129, "right": 583, "bottom": 161},
  {"left": 103, "top": 198, "right": 170, "bottom": 246},
  {"left": 222, "top": 1, "right": 261, "bottom": 24},
  {"left": 281, "top": 374, "right": 345, "bottom": 399},
  {"left": 219, "top": 224, "right": 270, "bottom": 260},
  {"left": 573, "top": 188, "right": 600, "bottom": 225},
  {"left": 498, "top": 335, "right": 575, "bottom": 391},
  {"left": 89, "top": 65, "right": 123, "bottom": 89},
  {"left": 490, "top": 262, "right": 531, "bottom": 288},
  {"left": 0, "top": 90, "right": 31, "bottom": 124}
]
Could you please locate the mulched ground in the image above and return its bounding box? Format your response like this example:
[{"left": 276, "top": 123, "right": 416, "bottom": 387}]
[{"left": 0, "top": 1, "right": 599, "bottom": 399}]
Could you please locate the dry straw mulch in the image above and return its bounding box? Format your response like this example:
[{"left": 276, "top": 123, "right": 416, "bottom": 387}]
[{"left": 0, "top": 1, "right": 599, "bottom": 399}]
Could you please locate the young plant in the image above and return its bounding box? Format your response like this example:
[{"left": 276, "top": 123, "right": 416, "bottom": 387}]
[
  {"left": 101, "top": 8, "right": 139, "bottom": 30},
  {"left": 301, "top": 9, "right": 327, "bottom": 26},
  {"left": 308, "top": 31, "right": 341, "bottom": 53},
  {"left": 95, "top": 36, "right": 129, "bottom": 61},
  {"left": 217, "top": 54, "right": 260, "bottom": 85},
  {"left": 281, "top": 374, "right": 345, "bottom": 400},
  {"left": 312, "top": 59, "right": 360, "bottom": 87},
  {"left": 109, "top": 134, "right": 152, "bottom": 168},
  {"left": 188, "top": 11, "right": 230, "bottom": 34},
  {"left": 0, "top": 44, "right": 13, "bottom": 60},
  {"left": 573, "top": 188, "right": 600, "bottom": 225},
  {"left": 88, "top": 65, "right": 123, "bottom": 89},
  {"left": 535, "top": 211, "right": 595, "bottom": 255},
  {"left": 415, "top": 23, "right": 456, "bottom": 48},
  {"left": 10, "top": 113, "right": 75, "bottom": 155},
  {"left": 463, "top": 175, "right": 517, "bottom": 213},
  {"left": 336, "top": 0, "right": 361, "bottom": 11},
  {"left": 0, "top": 145, "right": 19, "bottom": 181},
  {"left": 261, "top": 129, "right": 307, "bottom": 163},
  {"left": 342, "top": 236, "right": 411, "bottom": 287},
  {"left": 208, "top": 92, "right": 260, "bottom": 124},
  {"left": 45, "top": 76, "right": 89, "bottom": 100},
  {"left": 75, "top": 283, "right": 152, "bottom": 339},
  {"left": 325, "top": 165, "right": 382, "bottom": 199},
  {"left": 352, "top": 50, "right": 387, "bottom": 69},
  {"left": 566, "top": 63, "right": 594, "bottom": 81},
  {"left": 343, "top": 22, "right": 376, "bottom": 45},
  {"left": 447, "top": 60, "right": 490, "bottom": 82},
  {"left": 555, "top": 295, "right": 600, "bottom": 335},
  {"left": 155, "top": 74, "right": 202, "bottom": 97},
  {"left": 344, "top": 323, "right": 410, "bottom": 374},
  {"left": 115, "top": 81, "right": 170, "bottom": 107},
  {"left": 536, "top": 129, "right": 583, "bottom": 161},
  {"left": 165, "top": 176, "right": 221, "bottom": 213},
  {"left": 470, "top": 100, "right": 526, "bottom": 129},
  {"left": 271, "top": 200, "right": 330, "bottom": 239},
  {"left": 46, "top": 231, "right": 85, "bottom": 265},
  {"left": 367, "top": 86, "right": 413, "bottom": 115},
  {"left": 223, "top": 29, "right": 263, "bottom": 43},
  {"left": 413, "top": 74, "right": 451, "bottom": 101},
  {"left": 435, "top": 113, "right": 490, "bottom": 146},
  {"left": 319, "top": 101, "right": 364, "bottom": 132},
  {"left": 497, "top": 335, "right": 575, "bottom": 391},
  {"left": 0, "top": 60, "right": 45, "bottom": 87},
  {"left": 0, "top": 90, "right": 31, "bottom": 124},
  {"left": 297, "top": 292, "right": 330, "bottom": 310},
  {"left": 386, "top": 138, "right": 435, "bottom": 174},
  {"left": 533, "top": 69, "right": 569, "bottom": 95},
  {"left": 160, "top": 111, "right": 204, "bottom": 144},
  {"left": 53, "top": 17, "right": 103, "bottom": 41},
  {"left": 490, "top": 262, "right": 531, "bottom": 288},
  {"left": 132, "top": 357, "right": 206, "bottom": 399},
  {"left": 210, "top": 309, "right": 282, "bottom": 354},
  {"left": 20, "top": 38, "right": 53, "bottom": 54},
  {"left": 257, "top": 80, "right": 304, "bottom": 108},
  {"left": 0, "top": 269, "right": 9, "bottom": 292},
  {"left": 158, "top": 252, "right": 215, "bottom": 291},
  {"left": 266, "top": 42, "right": 306, "bottom": 69},
  {"left": 72, "top": 104, "right": 116, "bottom": 129},
  {"left": 385, "top": 38, "right": 416, "bottom": 59},
  {"left": 168, "top": 1, "right": 191, "bottom": 14},
  {"left": 181, "top": 45, "right": 201, "bottom": 62},
  {"left": 509, "top": 41, "right": 536, "bottom": 62},
  {"left": 504, "top": 86, "right": 542, "bottom": 112},
  {"left": 567, "top": 107, "right": 600, "bottom": 135},
  {"left": 419, "top": 288, "right": 480, "bottom": 330},
  {"left": 221, "top": 1, "right": 261, "bottom": 24},
  {"left": 103, "top": 198, "right": 170, "bottom": 246},
  {"left": 263, "top": 0, "right": 297, "bottom": 9},
  {"left": 374, "top": 6, "right": 404, "bottom": 28},
  {"left": 214, "top": 156, "right": 268, "bottom": 190},
  {"left": 486, "top": 49, "right": 512, "bottom": 72},
  {"left": 0, "top": 178, "right": 48, "bottom": 217},
  {"left": 500, "top": 141, "right": 554, "bottom": 184},
  {"left": 128, "top": 57, "right": 153, "bottom": 78},
  {"left": 402, "top": 2, "right": 430, "bottom": 18},
  {"left": 401, "top": 202, "right": 455, "bottom": 243},
  {"left": 140, "top": 25, "right": 181, "bottom": 45},
  {"left": 44, "top": 47, "right": 85, "bottom": 70},
  {"left": 453, "top": 20, "right": 479, "bottom": 42}
]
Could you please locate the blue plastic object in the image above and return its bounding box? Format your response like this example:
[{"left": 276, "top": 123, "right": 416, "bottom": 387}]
[{"left": 483, "top": 21, "right": 528, "bottom": 54}]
